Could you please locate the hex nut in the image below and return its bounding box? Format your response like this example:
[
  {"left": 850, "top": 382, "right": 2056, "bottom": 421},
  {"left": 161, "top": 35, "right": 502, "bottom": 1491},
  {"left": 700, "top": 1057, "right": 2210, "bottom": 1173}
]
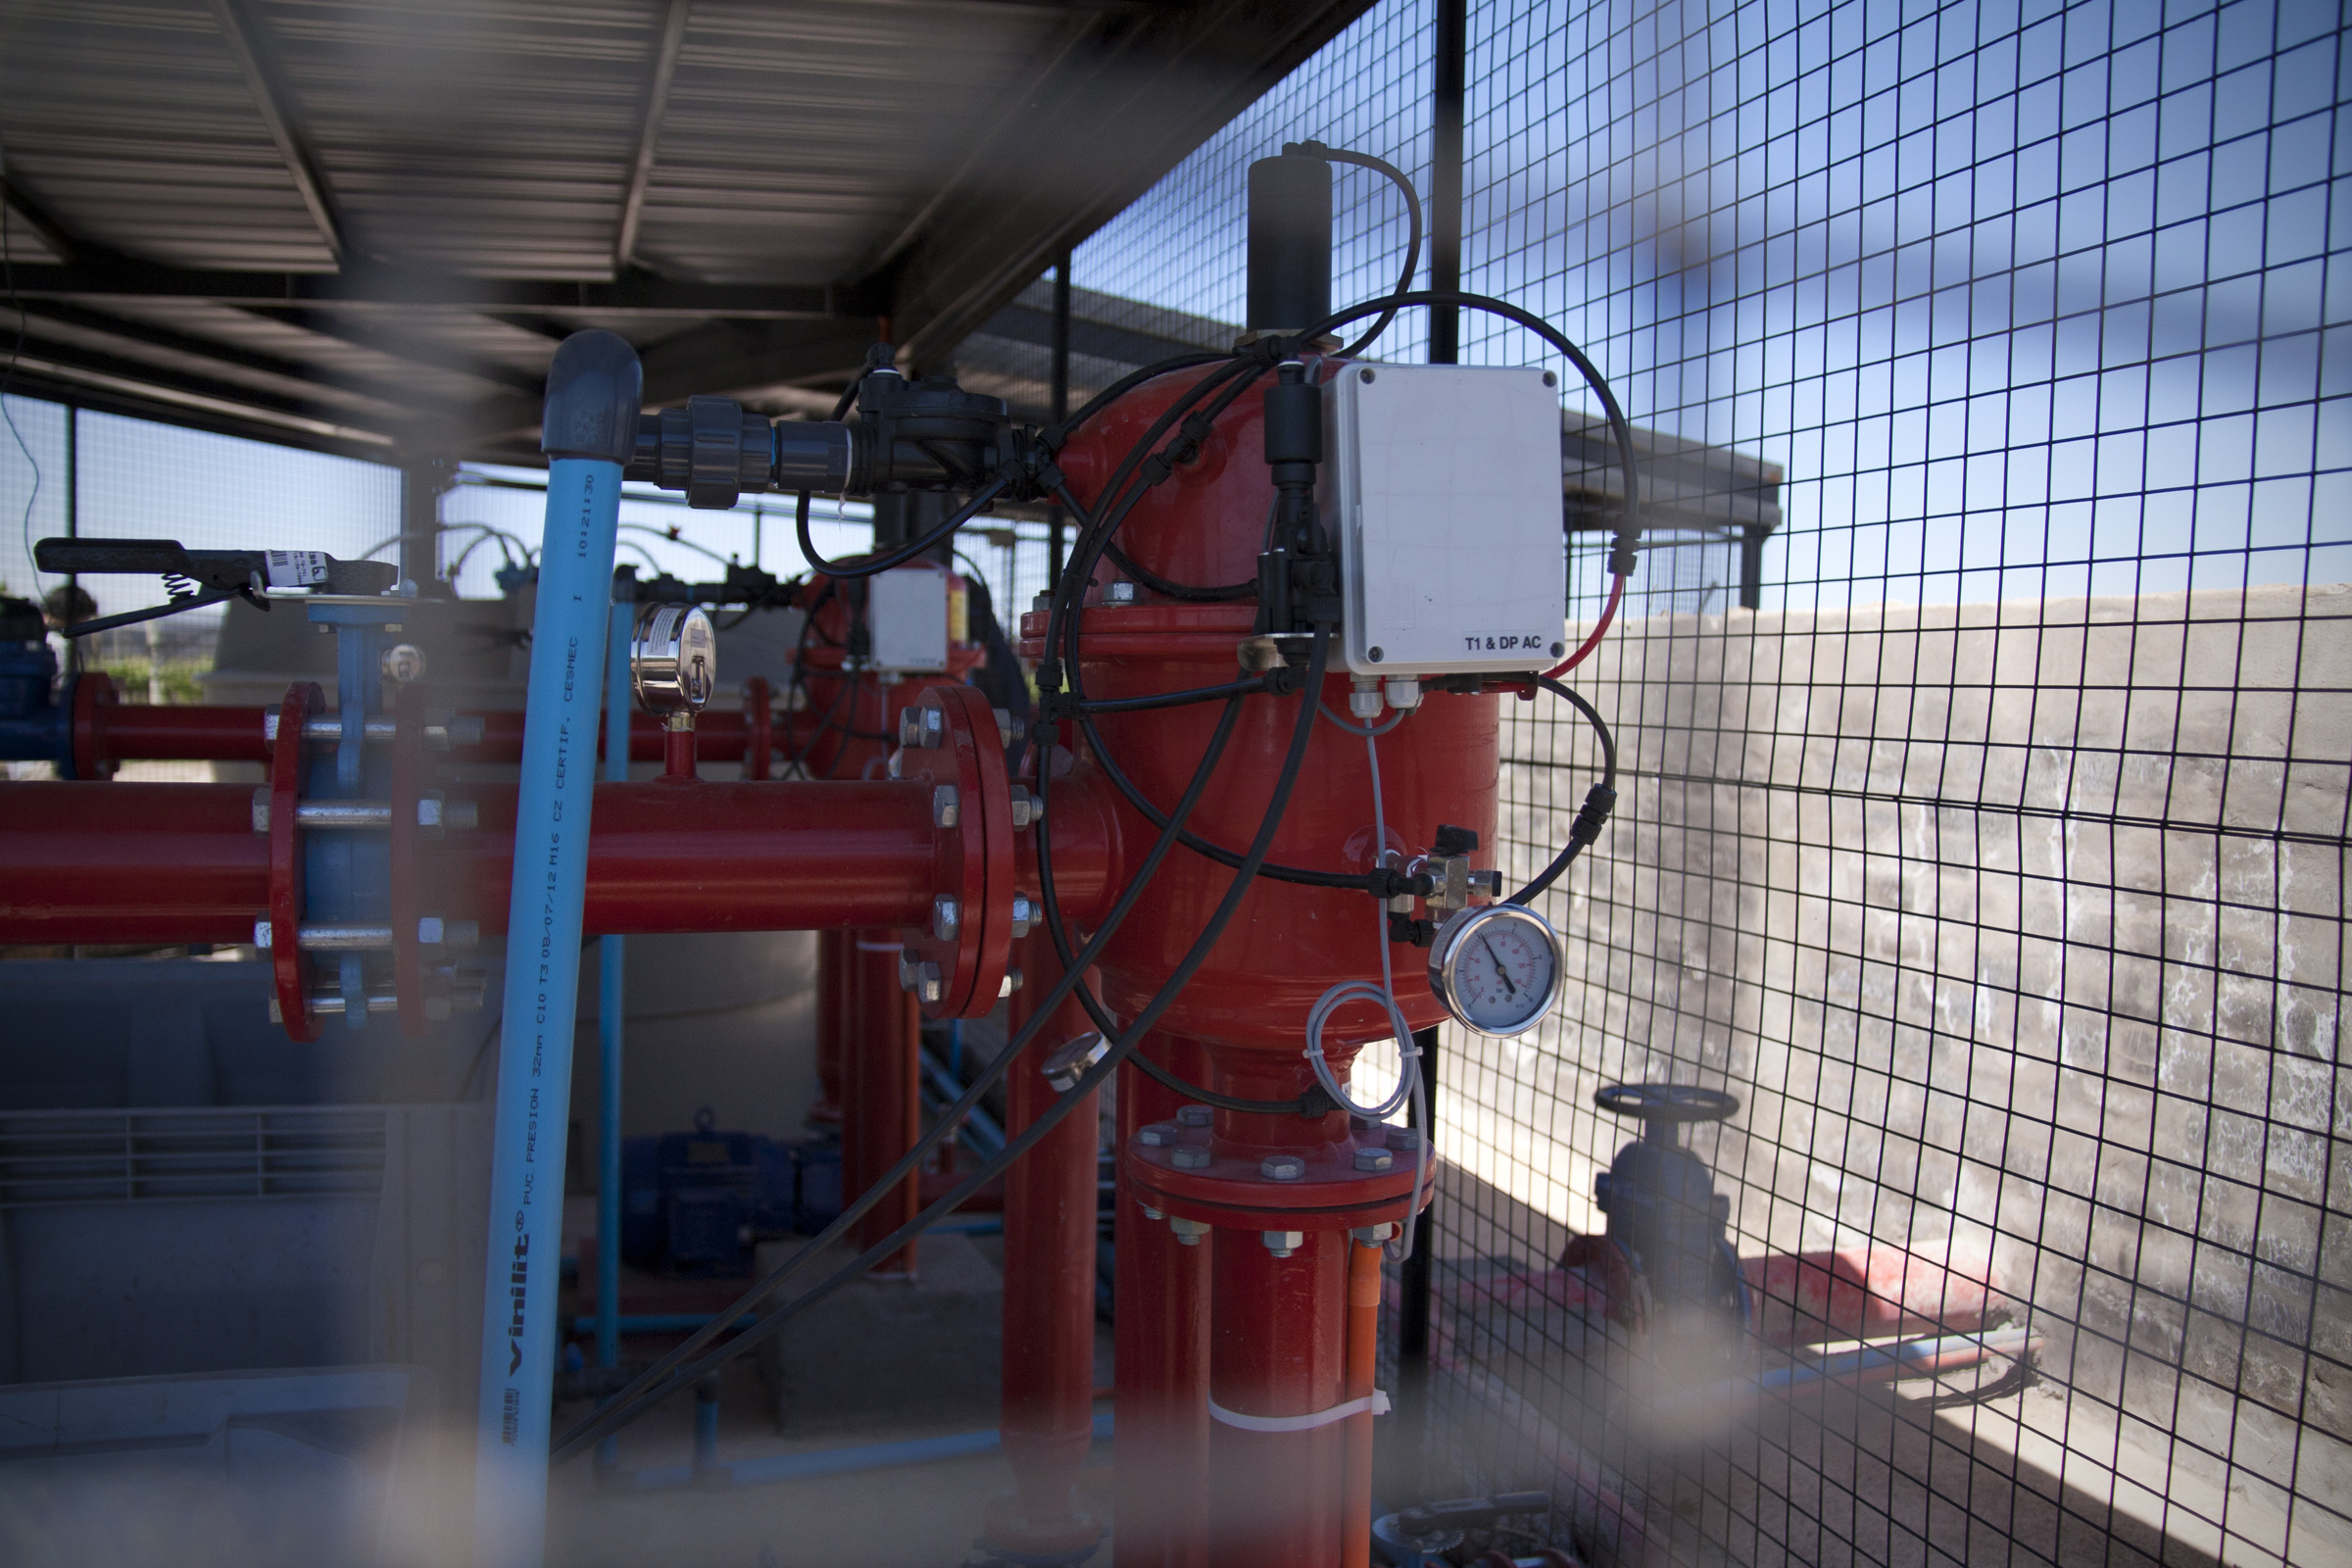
[
  {"left": 1008, "top": 895, "right": 1036, "bottom": 939},
  {"left": 932, "top": 784, "right": 959, "bottom": 829},
  {"left": 915, "top": 963, "right": 943, "bottom": 1004},
  {"left": 1102, "top": 581, "right": 1139, "bottom": 606},
  {"left": 998, "top": 968, "right": 1023, "bottom": 999},
  {"left": 932, "top": 895, "right": 960, "bottom": 940},
  {"left": 1350, "top": 1223, "right": 1396, "bottom": 1246},
  {"left": 1259, "top": 1154, "right": 1306, "bottom": 1182},
  {"left": 1354, "top": 1147, "right": 1395, "bottom": 1172},
  {"left": 1137, "top": 1124, "right": 1175, "bottom": 1148},
  {"left": 1170, "top": 1147, "right": 1210, "bottom": 1170},
  {"left": 1386, "top": 1126, "right": 1423, "bottom": 1152},
  {"left": 1140, "top": 1203, "right": 1165, "bottom": 1221},
  {"left": 1008, "top": 786, "right": 1042, "bottom": 828},
  {"left": 1169, "top": 1218, "right": 1210, "bottom": 1247},
  {"left": 1261, "top": 1230, "right": 1304, "bottom": 1257},
  {"left": 1175, "top": 1104, "right": 1212, "bottom": 1129},
  {"left": 901, "top": 707, "right": 946, "bottom": 749},
  {"left": 251, "top": 790, "right": 272, "bottom": 833}
]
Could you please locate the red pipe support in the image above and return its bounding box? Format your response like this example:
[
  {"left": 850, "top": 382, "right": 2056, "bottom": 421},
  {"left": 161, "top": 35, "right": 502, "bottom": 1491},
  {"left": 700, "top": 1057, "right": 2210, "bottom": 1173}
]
[
  {"left": 846, "top": 929, "right": 920, "bottom": 1276},
  {"left": 984, "top": 932, "right": 1106, "bottom": 1558}
]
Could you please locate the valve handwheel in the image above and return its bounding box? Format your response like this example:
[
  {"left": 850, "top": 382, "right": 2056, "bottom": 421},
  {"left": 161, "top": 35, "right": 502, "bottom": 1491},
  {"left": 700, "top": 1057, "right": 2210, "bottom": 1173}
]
[{"left": 1594, "top": 1082, "right": 1740, "bottom": 1127}]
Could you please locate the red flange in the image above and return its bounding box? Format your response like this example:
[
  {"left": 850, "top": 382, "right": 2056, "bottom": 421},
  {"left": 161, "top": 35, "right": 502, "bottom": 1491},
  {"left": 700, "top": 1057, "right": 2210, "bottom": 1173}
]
[
  {"left": 268, "top": 683, "right": 322, "bottom": 1043},
  {"left": 1125, "top": 1122, "right": 1430, "bottom": 1234},
  {"left": 70, "top": 670, "right": 119, "bottom": 780},
  {"left": 893, "top": 683, "right": 1015, "bottom": 1019}
]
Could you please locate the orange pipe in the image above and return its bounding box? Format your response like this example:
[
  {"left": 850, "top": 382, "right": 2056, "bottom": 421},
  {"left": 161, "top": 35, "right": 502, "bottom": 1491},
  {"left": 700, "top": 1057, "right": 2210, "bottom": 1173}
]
[{"left": 1343, "top": 1234, "right": 1381, "bottom": 1568}]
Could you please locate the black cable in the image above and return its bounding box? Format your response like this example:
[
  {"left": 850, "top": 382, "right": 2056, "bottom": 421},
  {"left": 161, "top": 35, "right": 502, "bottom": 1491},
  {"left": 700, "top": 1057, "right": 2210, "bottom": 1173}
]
[
  {"left": 1051, "top": 350, "right": 1233, "bottom": 447},
  {"left": 1505, "top": 675, "right": 1618, "bottom": 905},
  {"left": 1079, "top": 676, "right": 1267, "bottom": 713},
  {"left": 796, "top": 475, "right": 1007, "bottom": 581},
  {"left": 1299, "top": 142, "right": 1425, "bottom": 359},
  {"left": 553, "top": 627, "right": 1334, "bottom": 1463},
  {"left": 552, "top": 672, "right": 1257, "bottom": 1461}
]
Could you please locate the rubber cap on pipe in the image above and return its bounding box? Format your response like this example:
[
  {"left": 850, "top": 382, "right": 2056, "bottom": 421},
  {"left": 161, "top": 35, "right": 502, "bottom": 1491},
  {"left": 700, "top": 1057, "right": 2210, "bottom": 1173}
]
[{"left": 541, "top": 329, "right": 644, "bottom": 464}]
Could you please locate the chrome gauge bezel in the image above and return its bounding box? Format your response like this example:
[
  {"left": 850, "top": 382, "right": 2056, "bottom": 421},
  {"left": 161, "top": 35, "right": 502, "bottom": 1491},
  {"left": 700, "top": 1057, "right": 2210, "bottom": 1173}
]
[
  {"left": 631, "top": 604, "right": 717, "bottom": 715},
  {"left": 1427, "top": 903, "right": 1565, "bottom": 1039}
]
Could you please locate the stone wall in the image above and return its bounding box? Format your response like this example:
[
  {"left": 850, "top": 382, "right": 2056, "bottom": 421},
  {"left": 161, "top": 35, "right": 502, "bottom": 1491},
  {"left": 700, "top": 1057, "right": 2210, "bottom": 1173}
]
[{"left": 1437, "top": 582, "right": 2349, "bottom": 1563}]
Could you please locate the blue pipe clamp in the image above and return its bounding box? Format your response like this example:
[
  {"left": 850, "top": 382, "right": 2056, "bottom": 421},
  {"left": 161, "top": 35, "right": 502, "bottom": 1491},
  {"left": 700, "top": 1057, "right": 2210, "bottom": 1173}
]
[{"left": 473, "top": 329, "right": 641, "bottom": 1568}]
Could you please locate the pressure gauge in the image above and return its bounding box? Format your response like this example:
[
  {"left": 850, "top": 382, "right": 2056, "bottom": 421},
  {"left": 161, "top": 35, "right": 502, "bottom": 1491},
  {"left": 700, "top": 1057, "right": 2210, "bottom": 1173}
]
[
  {"left": 1427, "top": 904, "right": 1564, "bottom": 1038},
  {"left": 631, "top": 604, "right": 716, "bottom": 717}
]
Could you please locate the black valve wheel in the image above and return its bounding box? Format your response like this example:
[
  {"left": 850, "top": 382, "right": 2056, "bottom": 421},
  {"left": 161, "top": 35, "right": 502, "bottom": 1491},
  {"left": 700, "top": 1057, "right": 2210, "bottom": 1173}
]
[{"left": 1594, "top": 1082, "right": 1740, "bottom": 1124}]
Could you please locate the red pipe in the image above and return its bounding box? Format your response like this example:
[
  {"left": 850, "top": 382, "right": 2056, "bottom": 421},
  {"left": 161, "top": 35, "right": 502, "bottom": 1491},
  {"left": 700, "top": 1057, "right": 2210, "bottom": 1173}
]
[
  {"left": 845, "top": 930, "right": 920, "bottom": 1276},
  {"left": 0, "top": 781, "right": 265, "bottom": 943},
  {"left": 1208, "top": 1227, "right": 1348, "bottom": 1566},
  {"left": 808, "top": 930, "right": 848, "bottom": 1126},
  {"left": 1741, "top": 1242, "right": 1999, "bottom": 1347},
  {"left": 0, "top": 779, "right": 947, "bottom": 941},
  {"left": 1342, "top": 1235, "right": 1380, "bottom": 1568},
  {"left": 984, "top": 932, "right": 1106, "bottom": 1558},
  {"left": 91, "top": 705, "right": 804, "bottom": 767},
  {"left": 1113, "top": 1033, "right": 1212, "bottom": 1568}
]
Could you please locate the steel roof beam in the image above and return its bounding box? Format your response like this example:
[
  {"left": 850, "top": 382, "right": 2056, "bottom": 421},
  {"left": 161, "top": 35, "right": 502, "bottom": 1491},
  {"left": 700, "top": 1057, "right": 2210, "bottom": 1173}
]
[
  {"left": 1, "top": 335, "right": 395, "bottom": 447},
  {"left": 615, "top": 0, "right": 694, "bottom": 270},
  {"left": 2, "top": 259, "right": 839, "bottom": 318},
  {"left": 207, "top": 0, "right": 348, "bottom": 263},
  {"left": 240, "top": 307, "right": 545, "bottom": 395},
  {"left": 0, "top": 173, "right": 80, "bottom": 263},
  {"left": 7, "top": 299, "right": 447, "bottom": 413}
]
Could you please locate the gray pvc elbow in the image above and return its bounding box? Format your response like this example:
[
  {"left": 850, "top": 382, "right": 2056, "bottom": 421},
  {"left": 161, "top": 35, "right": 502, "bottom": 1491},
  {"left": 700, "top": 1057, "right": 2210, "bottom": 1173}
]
[{"left": 541, "top": 329, "right": 645, "bottom": 465}]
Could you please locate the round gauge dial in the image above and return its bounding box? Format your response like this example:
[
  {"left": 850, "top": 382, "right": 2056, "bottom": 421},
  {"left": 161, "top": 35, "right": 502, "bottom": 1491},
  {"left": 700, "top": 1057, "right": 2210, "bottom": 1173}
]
[{"left": 1427, "top": 904, "right": 1564, "bottom": 1038}]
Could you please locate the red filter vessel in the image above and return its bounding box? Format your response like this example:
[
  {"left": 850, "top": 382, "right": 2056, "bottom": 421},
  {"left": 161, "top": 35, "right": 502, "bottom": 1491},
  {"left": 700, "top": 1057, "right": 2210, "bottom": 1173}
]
[{"left": 1028, "top": 359, "right": 1501, "bottom": 1566}]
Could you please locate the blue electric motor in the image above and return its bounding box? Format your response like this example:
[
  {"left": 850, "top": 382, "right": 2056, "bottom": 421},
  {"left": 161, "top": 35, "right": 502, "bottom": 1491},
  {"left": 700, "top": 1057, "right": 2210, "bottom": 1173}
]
[{"left": 619, "top": 1108, "right": 793, "bottom": 1275}]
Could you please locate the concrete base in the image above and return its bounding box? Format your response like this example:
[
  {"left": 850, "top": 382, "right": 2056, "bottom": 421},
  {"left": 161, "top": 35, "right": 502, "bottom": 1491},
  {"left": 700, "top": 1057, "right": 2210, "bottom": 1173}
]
[{"left": 754, "top": 1233, "right": 1003, "bottom": 1440}]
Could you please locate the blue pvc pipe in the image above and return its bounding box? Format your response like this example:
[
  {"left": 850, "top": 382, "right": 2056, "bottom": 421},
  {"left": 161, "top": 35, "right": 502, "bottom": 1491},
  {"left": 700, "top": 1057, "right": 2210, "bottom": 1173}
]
[
  {"left": 595, "top": 594, "right": 631, "bottom": 1380},
  {"left": 474, "top": 329, "right": 641, "bottom": 1568}
]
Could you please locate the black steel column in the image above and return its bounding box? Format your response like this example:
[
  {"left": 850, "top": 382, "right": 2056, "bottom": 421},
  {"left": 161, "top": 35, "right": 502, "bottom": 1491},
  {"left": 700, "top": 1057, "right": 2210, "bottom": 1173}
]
[
  {"left": 1428, "top": 0, "right": 1466, "bottom": 367},
  {"left": 400, "top": 458, "right": 449, "bottom": 592},
  {"left": 1048, "top": 249, "right": 1071, "bottom": 590}
]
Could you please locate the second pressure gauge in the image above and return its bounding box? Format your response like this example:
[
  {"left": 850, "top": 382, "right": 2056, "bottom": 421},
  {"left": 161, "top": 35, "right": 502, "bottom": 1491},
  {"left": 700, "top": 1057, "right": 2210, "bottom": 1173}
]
[{"left": 1428, "top": 903, "right": 1565, "bottom": 1038}]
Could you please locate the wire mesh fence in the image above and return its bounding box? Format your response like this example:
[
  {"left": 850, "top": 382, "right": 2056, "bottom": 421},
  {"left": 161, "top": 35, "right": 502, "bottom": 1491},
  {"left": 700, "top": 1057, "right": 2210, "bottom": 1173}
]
[{"left": 1079, "top": 1, "right": 2348, "bottom": 1564}]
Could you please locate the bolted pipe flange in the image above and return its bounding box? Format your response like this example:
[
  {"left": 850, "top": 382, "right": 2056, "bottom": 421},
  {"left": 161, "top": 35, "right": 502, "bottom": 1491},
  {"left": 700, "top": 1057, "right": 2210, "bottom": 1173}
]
[
  {"left": 1171, "top": 1147, "right": 1210, "bottom": 1170},
  {"left": 1261, "top": 1230, "right": 1304, "bottom": 1258},
  {"left": 1175, "top": 1104, "right": 1212, "bottom": 1129},
  {"left": 892, "top": 685, "right": 1017, "bottom": 1020},
  {"left": 1259, "top": 1154, "right": 1306, "bottom": 1182}
]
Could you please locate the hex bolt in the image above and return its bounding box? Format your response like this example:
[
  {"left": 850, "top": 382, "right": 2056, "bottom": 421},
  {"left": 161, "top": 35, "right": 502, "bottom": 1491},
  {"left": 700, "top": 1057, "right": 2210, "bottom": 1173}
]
[
  {"left": 1008, "top": 895, "right": 1036, "bottom": 939},
  {"left": 993, "top": 707, "right": 1025, "bottom": 748},
  {"left": 1350, "top": 1223, "right": 1396, "bottom": 1246},
  {"left": 999, "top": 968, "right": 1023, "bottom": 999},
  {"left": 897, "top": 948, "right": 919, "bottom": 991},
  {"left": 1386, "top": 1126, "right": 1423, "bottom": 1153},
  {"left": 1261, "top": 1230, "right": 1304, "bottom": 1257},
  {"left": 932, "top": 895, "right": 960, "bottom": 940},
  {"left": 1140, "top": 1203, "right": 1165, "bottom": 1221},
  {"left": 1259, "top": 1154, "right": 1306, "bottom": 1182},
  {"left": 1175, "top": 1104, "right": 1212, "bottom": 1129},
  {"left": 1171, "top": 1147, "right": 1210, "bottom": 1170},
  {"left": 1136, "top": 1123, "right": 1175, "bottom": 1148},
  {"left": 1169, "top": 1218, "right": 1210, "bottom": 1247},
  {"left": 901, "top": 707, "right": 946, "bottom": 749},
  {"left": 915, "top": 962, "right": 943, "bottom": 1004},
  {"left": 898, "top": 708, "right": 923, "bottom": 749},
  {"left": 1102, "top": 581, "right": 1139, "bottom": 606},
  {"left": 1008, "top": 786, "right": 1042, "bottom": 829},
  {"left": 932, "top": 784, "right": 959, "bottom": 829},
  {"left": 1354, "top": 1147, "right": 1395, "bottom": 1172}
]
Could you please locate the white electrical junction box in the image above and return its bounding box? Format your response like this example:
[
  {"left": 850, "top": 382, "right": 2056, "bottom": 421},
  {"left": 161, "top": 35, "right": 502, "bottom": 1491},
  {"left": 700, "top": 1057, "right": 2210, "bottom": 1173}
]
[
  {"left": 867, "top": 564, "right": 951, "bottom": 672},
  {"left": 1321, "top": 363, "right": 1567, "bottom": 677}
]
